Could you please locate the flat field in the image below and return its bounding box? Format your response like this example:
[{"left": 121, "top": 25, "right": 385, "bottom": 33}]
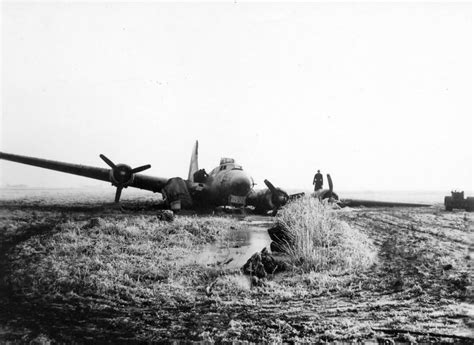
[{"left": 0, "top": 188, "right": 472, "bottom": 343}]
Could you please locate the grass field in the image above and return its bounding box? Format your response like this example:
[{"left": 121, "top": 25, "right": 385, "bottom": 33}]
[{"left": 0, "top": 189, "right": 472, "bottom": 342}]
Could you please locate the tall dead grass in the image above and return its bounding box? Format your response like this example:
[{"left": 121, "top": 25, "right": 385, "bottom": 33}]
[{"left": 278, "top": 197, "right": 375, "bottom": 273}]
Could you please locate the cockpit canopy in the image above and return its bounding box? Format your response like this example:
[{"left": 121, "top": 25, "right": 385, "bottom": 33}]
[
  {"left": 220, "top": 157, "right": 235, "bottom": 165},
  {"left": 219, "top": 157, "right": 242, "bottom": 169},
  {"left": 209, "top": 157, "right": 242, "bottom": 176}
]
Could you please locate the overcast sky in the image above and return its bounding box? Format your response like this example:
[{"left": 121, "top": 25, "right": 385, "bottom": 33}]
[{"left": 1, "top": 1, "right": 472, "bottom": 192}]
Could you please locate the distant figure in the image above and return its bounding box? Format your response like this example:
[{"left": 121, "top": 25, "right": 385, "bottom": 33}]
[{"left": 313, "top": 170, "right": 323, "bottom": 191}]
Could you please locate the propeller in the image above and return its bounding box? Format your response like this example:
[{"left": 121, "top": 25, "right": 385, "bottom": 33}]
[
  {"left": 264, "top": 179, "right": 289, "bottom": 216},
  {"left": 100, "top": 154, "right": 151, "bottom": 203}
]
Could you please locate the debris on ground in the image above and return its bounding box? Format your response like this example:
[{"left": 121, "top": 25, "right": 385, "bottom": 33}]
[{"left": 241, "top": 247, "right": 289, "bottom": 279}]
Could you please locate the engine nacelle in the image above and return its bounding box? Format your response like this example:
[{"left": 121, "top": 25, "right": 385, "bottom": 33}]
[
  {"left": 109, "top": 164, "right": 135, "bottom": 186},
  {"left": 161, "top": 177, "right": 193, "bottom": 211}
]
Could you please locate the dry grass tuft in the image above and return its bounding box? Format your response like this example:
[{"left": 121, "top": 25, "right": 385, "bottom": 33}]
[{"left": 277, "top": 197, "right": 376, "bottom": 273}]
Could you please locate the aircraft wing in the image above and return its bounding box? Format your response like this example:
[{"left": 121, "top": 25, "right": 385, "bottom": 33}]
[
  {"left": 0, "top": 152, "right": 169, "bottom": 192},
  {"left": 339, "top": 199, "right": 430, "bottom": 208}
]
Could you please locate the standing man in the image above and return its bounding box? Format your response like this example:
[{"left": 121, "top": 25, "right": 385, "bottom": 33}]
[{"left": 313, "top": 170, "right": 323, "bottom": 191}]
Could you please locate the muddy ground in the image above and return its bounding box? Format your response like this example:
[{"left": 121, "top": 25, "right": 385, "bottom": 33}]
[{"left": 0, "top": 190, "right": 472, "bottom": 343}]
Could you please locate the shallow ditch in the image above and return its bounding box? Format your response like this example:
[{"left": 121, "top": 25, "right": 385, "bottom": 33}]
[{"left": 193, "top": 216, "right": 273, "bottom": 269}]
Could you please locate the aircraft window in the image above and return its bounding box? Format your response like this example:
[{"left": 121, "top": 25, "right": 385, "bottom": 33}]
[
  {"left": 220, "top": 158, "right": 235, "bottom": 165},
  {"left": 231, "top": 166, "right": 242, "bottom": 170},
  {"left": 220, "top": 165, "right": 227, "bottom": 171}
]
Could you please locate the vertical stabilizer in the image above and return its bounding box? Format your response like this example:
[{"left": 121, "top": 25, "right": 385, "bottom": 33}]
[{"left": 188, "top": 140, "right": 199, "bottom": 181}]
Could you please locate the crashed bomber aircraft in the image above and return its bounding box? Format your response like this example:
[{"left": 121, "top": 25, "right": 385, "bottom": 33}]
[
  {"left": 0, "top": 141, "right": 430, "bottom": 212},
  {"left": 0, "top": 141, "right": 295, "bottom": 214}
]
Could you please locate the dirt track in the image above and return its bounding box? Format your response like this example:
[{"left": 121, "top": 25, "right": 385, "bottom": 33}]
[{"left": 0, "top": 196, "right": 472, "bottom": 342}]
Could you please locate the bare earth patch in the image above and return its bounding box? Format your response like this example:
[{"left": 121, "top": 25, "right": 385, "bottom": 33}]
[{"left": 0, "top": 190, "right": 472, "bottom": 342}]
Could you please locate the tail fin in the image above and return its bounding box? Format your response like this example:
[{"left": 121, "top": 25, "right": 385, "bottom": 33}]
[{"left": 188, "top": 140, "right": 199, "bottom": 181}]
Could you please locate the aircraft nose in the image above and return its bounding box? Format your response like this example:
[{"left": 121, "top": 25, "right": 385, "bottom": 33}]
[{"left": 229, "top": 172, "right": 253, "bottom": 196}]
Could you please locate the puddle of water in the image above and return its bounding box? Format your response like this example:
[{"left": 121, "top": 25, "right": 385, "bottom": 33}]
[{"left": 193, "top": 217, "right": 273, "bottom": 269}]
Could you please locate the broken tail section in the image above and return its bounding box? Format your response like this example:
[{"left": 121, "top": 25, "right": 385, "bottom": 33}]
[{"left": 188, "top": 140, "right": 199, "bottom": 182}]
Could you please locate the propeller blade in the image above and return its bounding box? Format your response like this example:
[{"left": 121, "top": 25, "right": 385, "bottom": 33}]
[
  {"left": 327, "top": 174, "right": 333, "bottom": 194},
  {"left": 114, "top": 186, "right": 123, "bottom": 203},
  {"left": 131, "top": 164, "right": 151, "bottom": 174},
  {"left": 264, "top": 179, "right": 290, "bottom": 216},
  {"left": 324, "top": 174, "right": 339, "bottom": 201},
  {"left": 264, "top": 179, "right": 277, "bottom": 193},
  {"left": 100, "top": 154, "right": 116, "bottom": 169}
]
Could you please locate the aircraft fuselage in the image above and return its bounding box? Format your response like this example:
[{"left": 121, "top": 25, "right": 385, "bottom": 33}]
[{"left": 191, "top": 158, "right": 254, "bottom": 207}]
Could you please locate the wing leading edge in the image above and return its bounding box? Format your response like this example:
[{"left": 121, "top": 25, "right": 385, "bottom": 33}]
[{"left": 0, "top": 152, "right": 168, "bottom": 193}]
